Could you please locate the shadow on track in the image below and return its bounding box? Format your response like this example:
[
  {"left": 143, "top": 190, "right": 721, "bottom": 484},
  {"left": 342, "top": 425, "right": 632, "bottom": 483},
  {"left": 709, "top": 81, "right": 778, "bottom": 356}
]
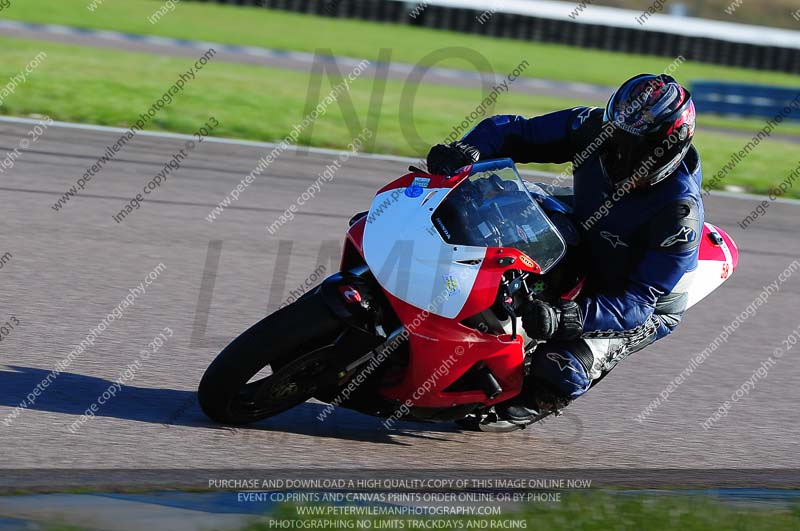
[{"left": 0, "top": 366, "right": 462, "bottom": 446}]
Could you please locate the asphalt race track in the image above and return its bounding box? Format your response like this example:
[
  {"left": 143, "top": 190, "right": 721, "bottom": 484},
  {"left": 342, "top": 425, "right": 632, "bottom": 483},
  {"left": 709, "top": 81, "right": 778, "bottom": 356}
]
[{"left": 0, "top": 119, "right": 798, "bottom": 481}]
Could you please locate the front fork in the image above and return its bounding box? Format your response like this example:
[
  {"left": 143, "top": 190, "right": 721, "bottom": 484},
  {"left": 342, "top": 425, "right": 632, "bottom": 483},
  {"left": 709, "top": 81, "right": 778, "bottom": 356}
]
[
  {"left": 314, "top": 266, "right": 407, "bottom": 408},
  {"left": 319, "top": 265, "right": 387, "bottom": 336}
]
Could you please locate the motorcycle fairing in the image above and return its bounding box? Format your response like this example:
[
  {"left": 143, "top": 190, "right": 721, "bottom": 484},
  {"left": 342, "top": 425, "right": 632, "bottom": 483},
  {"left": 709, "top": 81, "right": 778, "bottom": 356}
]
[
  {"left": 362, "top": 160, "right": 563, "bottom": 320},
  {"left": 359, "top": 160, "right": 563, "bottom": 408},
  {"left": 348, "top": 212, "right": 542, "bottom": 407}
]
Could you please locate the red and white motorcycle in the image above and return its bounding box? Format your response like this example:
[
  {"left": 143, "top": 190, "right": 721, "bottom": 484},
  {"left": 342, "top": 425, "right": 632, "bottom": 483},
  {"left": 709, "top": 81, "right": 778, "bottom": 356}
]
[{"left": 198, "top": 159, "right": 737, "bottom": 432}]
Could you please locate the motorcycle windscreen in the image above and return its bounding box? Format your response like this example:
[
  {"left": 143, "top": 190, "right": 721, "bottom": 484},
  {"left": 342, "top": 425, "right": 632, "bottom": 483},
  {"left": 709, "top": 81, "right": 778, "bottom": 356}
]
[{"left": 431, "top": 160, "right": 566, "bottom": 274}]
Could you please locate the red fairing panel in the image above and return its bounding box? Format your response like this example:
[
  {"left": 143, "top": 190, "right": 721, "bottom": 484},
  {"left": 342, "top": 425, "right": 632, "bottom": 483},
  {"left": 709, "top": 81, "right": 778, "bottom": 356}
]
[
  {"left": 378, "top": 247, "right": 541, "bottom": 409},
  {"left": 379, "top": 290, "right": 526, "bottom": 408}
]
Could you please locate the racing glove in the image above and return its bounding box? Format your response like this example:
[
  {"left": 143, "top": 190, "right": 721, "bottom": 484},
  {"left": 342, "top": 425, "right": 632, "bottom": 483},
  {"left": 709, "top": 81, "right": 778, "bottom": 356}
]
[
  {"left": 522, "top": 300, "right": 583, "bottom": 341},
  {"left": 426, "top": 142, "right": 480, "bottom": 176}
]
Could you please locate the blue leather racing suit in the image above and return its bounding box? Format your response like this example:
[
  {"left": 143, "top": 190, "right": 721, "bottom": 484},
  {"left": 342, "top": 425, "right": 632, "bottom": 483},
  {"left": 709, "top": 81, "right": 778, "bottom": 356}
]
[{"left": 462, "top": 107, "right": 704, "bottom": 399}]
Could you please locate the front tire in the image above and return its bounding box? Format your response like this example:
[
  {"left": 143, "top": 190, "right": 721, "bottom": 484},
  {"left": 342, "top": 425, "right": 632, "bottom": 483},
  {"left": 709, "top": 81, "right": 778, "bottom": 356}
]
[{"left": 198, "top": 289, "right": 342, "bottom": 425}]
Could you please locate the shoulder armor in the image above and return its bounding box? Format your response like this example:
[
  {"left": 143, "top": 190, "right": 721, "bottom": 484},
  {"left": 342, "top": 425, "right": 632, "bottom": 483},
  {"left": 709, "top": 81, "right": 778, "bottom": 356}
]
[{"left": 646, "top": 198, "right": 702, "bottom": 252}]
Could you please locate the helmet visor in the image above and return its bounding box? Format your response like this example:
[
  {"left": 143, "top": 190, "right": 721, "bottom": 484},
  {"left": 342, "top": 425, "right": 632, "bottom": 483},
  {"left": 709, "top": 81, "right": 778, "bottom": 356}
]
[{"left": 604, "top": 127, "right": 689, "bottom": 189}]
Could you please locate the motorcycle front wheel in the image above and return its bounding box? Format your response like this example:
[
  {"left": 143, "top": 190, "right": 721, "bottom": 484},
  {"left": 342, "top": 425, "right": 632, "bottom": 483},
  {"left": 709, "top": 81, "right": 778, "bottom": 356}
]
[{"left": 197, "top": 288, "right": 343, "bottom": 425}]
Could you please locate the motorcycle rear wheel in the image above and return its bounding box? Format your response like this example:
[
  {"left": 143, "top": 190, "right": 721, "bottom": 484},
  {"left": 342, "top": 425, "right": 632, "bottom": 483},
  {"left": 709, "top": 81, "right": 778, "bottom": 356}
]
[{"left": 198, "top": 289, "right": 342, "bottom": 425}]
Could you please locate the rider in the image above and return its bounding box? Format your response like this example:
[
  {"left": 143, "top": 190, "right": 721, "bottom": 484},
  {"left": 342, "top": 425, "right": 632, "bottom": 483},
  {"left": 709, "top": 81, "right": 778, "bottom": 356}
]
[{"left": 426, "top": 74, "right": 702, "bottom": 422}]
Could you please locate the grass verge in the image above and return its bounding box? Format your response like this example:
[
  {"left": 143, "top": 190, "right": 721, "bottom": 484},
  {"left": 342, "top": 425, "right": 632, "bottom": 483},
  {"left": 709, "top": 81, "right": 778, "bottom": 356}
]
[
  {"left": 0, "top": 35, "right": 797, "bottom": 197},
  {"left": 3, "top": 0, "right": 800, "bottom": 89}
]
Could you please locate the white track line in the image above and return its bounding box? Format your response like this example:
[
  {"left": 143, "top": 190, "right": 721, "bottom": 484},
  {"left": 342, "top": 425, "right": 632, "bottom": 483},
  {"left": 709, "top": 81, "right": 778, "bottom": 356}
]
[{"left": 1, "top": 115, "right": 797, "bottom": 205}]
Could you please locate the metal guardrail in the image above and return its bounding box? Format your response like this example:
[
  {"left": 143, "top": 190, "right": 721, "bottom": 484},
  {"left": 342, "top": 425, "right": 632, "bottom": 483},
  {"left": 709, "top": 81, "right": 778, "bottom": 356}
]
[
  {"left": 188, "top": 0, "right": 800, "bottom": 74},
  {"left": 692, "top": 81, "right": 800, "bottom": 121}
]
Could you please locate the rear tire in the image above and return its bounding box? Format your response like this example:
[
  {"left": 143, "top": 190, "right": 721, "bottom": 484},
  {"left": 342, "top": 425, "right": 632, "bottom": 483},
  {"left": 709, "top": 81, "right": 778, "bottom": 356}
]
[{"left": 198, "top": 289, "right": 342, "bottom": 425}]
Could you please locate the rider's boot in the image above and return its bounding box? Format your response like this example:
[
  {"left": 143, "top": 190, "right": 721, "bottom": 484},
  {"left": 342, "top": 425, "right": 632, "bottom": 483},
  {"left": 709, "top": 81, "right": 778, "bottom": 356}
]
[
  {"left": 495, "top": 381, "right": 571, "bottom": 424},
  {"left": 494, "top": 400, "right": 539, "bottom": 424}
]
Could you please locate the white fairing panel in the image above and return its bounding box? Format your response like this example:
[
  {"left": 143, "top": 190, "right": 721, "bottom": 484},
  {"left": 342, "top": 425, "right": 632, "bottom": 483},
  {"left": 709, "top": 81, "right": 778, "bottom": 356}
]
[
  {"left": 363, "top": 186, "right": 485, "bottom": 319},
  {"left": 673, "top": 223, "right": 734, "bottom": 309}
]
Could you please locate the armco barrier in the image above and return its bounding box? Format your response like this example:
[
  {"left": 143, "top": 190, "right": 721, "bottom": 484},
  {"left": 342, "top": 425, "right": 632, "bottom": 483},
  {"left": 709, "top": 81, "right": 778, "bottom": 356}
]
[{"left": 187, "top": 0, "right": 800, "bottom": 74}]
